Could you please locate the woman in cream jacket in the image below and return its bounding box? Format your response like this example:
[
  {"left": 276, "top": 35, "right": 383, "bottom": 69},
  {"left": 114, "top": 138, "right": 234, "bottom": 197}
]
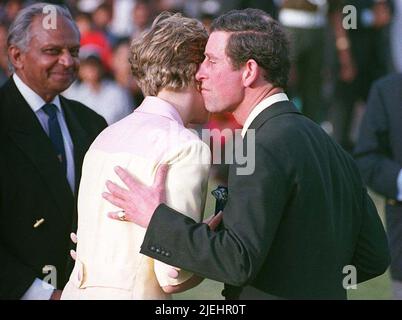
[{"left": 61, "top": 12, "right": 211, "bottom": 299}]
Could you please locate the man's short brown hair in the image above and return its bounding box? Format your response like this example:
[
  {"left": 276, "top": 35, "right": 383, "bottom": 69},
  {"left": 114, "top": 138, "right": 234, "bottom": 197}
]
[
  {"left": 211, "top": 8, "right": 290, "bottom": 89},
  {"left": 129, "top": 12, "right": 208, "bottom": 96}
]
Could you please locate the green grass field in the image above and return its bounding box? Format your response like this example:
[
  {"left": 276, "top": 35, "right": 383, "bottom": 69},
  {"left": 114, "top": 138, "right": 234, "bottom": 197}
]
[{"left": 172, "top": 179, "right": 393, "bottom": 300}]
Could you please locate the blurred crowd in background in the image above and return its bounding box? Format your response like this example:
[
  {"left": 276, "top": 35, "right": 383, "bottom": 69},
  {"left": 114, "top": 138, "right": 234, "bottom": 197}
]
[{"left": 0, "top": 0, "right": 401, "bottom": 183}]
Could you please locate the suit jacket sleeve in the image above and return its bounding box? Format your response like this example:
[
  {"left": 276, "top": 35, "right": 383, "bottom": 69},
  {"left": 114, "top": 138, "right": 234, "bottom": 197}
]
[
  {"left": 152, "top": 140, "right": 211, "bottom": 287},
  {"left": 354, "top": 80, "right": 401, "bottom": 199},
  {"left": 141, "top": 141, "right": 291, "bottom": 287},
  {"left": 352, "top": 187, "right": 391, "bottom": 283}
]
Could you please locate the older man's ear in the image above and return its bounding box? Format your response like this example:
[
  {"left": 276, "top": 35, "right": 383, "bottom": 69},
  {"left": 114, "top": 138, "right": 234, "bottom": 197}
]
[{"left": 8, "top": 45, "right": 23, "bottom": 70}]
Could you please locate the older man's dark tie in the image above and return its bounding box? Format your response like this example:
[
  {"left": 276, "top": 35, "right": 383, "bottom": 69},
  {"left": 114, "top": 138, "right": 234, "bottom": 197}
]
[{"left": 42, "top": 103, "right": 67, "bottom": 174}]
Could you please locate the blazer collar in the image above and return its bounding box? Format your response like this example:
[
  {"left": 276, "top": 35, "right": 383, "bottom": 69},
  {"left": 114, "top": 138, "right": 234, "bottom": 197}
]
[
  {"left": 241, "top": 93, "right": 289, "bottom": 137},
  {"left": 2, "top": 77, "right": 50, "bottom": 135},
  {"left": 247, "top": 100, "right": 302, "bottom": 134}
]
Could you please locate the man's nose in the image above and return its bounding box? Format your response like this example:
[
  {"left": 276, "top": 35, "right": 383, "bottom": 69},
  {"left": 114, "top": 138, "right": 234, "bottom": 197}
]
[
  {"left": 59, "top": 51, "right": 75, "bottom": 68},
  {"left": 195, "top": 62, "right": 206, "bottom": 81}
]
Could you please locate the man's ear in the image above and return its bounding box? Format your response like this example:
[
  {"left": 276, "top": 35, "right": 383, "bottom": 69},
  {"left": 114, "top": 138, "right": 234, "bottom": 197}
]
[
  {"left": 242, "top": 59, "right": 259, "bottom": 87},
  {"left": 8, "top": 45, "right": 24, "bottom": 71}
]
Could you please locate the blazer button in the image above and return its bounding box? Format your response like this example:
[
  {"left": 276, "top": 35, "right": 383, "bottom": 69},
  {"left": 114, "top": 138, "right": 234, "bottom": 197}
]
[
  {"left": 156, "top": 248, "right": 161, "bottom": 254},
  {"left": 33, "top": 218, "right": 45, "bottom": 228},
  {"left": 150, "top": 246, "right": 156, "bottom": 251},
  {"left": 165, "top": 252, "right": 171, "bottom": 257},
  {"left": 161, "top": 250, "right": 165, "bottom": 255}
]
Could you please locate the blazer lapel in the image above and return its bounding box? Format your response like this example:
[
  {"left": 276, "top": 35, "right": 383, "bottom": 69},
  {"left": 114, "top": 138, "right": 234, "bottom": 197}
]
[
  {"left": 4, "top": 79, "right": 74, "bottom": 223},
  {"left": 247, "top": 100, "right": 302, "bottom": 134}
]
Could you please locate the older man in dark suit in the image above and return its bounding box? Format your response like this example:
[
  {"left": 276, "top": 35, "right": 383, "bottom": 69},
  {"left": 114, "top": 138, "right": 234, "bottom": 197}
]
[
  {"left": 355, "top": 73, "right": 402, "bottom": 299},
  {"left": 103, "top": 9, "right": 390, "bottom": 299},
  {"left": 0, "top": 3, "right": 107, "bottom": 299}
]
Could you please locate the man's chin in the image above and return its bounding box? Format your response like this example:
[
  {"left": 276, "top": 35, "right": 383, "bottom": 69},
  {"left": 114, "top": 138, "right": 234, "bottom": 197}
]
[
  {"left": 51, "top": 73, "right": 76, "bottom": 85},
  {"left": 205, "top": 105, "right": 219, "bottom": 113},
  {"left": 53, "top": 80, "right": 76, "bottom": 93},
  {"left": 204, "top": 101, "right": 214, "bottom": 112},
  {"left": 203, "top": 99, "right": 224, "bottom": 113}
]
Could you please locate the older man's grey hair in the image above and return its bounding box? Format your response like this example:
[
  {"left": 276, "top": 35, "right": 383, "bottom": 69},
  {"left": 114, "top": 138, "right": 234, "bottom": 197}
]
[
  {"left": 7, "top": 2, "right": 78, "bottom": 50},
  {"left": 7, "top": 2, "right": 79, "bottom": 72}
]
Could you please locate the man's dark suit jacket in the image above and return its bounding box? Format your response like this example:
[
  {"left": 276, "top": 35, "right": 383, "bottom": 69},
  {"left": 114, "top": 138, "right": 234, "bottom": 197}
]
[
  {"left": 141, "top": 100, "right": 390, "bottom": 299},
  {"left": 0, "top": 78, "right": 107, "bottom": 299},
  {"left": 354, "top": 73, "right": 402, "bottom": 281}
]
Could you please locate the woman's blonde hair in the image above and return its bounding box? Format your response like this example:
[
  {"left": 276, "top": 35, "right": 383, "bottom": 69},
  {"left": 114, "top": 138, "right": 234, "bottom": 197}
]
[{"left": 129, "top": 12, "right": 208, "bottom": 96}]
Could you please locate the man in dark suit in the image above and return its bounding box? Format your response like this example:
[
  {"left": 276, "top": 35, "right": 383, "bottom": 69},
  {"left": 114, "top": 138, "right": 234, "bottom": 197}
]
[
  {"left": 354, "top": 73, "right": 402, "bottom": 299},
  {"left": 332, "top": 0, "right": 392, "bottom": 152},
  {"left": 0, "top": 3, "right": 107, "bottom": 299},
  {"left": 103, "top": 9, "right": 390, "bottom": 299}
]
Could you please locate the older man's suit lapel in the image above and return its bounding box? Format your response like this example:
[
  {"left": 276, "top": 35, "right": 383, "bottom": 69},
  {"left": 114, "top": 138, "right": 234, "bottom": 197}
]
[{"left": 4, "top": 79, "right": 73, "bottom": 224}]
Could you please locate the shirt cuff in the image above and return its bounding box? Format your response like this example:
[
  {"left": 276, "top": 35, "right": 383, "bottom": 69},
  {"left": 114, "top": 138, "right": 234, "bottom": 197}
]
[
  {"left": 397, "top": 169, "right": 402, "bottom": 201},
  {"left": 20, "top": 278, "right": 55, "bottom": 300}
]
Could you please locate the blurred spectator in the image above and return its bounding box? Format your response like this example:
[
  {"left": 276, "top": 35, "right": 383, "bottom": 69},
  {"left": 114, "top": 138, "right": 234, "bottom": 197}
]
[
  {"left": 199, "top": 1, "right": 221, "bottom": 31},
  {"left": 110, "top": 0, "right": 135, "bottom": 38},
  {"left": 0, "top": 0, "right": 23, "bottom": 27},
  {"left": 63, "top": 54, "right": 134, "bottom": 125},
  {"left": 346, "top": 0, "right": 391, "bottom": 100},
  {"left": 331, "top": 0, "right": 392, "bottom": 152},
  {"left": 112, "top": 38, "right": 143, "bottom": 105},
  {"left": 131, "top": 0, "right": 155, "bottom": 39},
  {"left": 278, "top": 0, "right": 352, "bottom": 124},
  {"left": 154, "top": 0, "right": 185, "bottom": 12},
  {"left": 354, "top": 73, "right": 402, "bottom": 299},
  {"left": 76, "top": 0, "right": 103, "bottom": 13},
  {"left": 75, "top": 11, "right": 113, "bottom": 71},
  {"left": 92, "top": 2, "right": 119, "bottom": 47}
]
